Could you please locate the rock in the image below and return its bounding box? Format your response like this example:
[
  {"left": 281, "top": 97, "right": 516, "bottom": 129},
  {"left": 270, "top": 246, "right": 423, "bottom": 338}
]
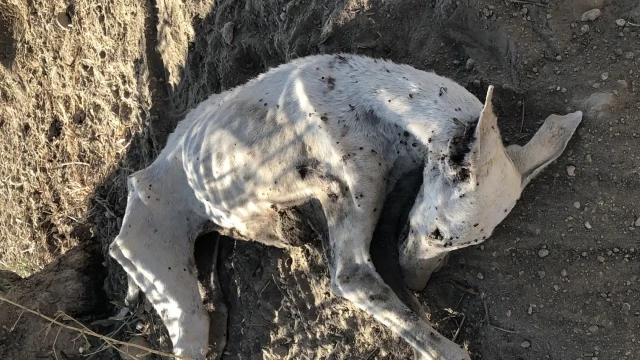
[
  {"left": 521, "top": 7, "right": 529, "bottom": 16},
  {"left": 616, "top": 19, "right": 627, "bottom": 27},
  {"left": 585, "top": 221, "right": 592, "bottom": 229},
  {"left": 615, "top": 48, "right": 624, "bottom": 56},
  {"left": 538, "top": 248, "right": 550, "bottom": 258},
  {"left": 574, "top": 201, "right": 581, "bottom": 209},
  {"left": 466, "top": 58, "right": 476, "bottom": 70},
  {"left": 588, "top": 325, "right": 599, "bottom": 333},
  {"left": 597, "top": 255, "right": 605, "bottom": 262},
  {"left": 635, "top": 217, "right": 640, "bottom": 227},
  {"left": 477, "top": 272, "right": 484, "bottom": 280},
  {"left": 120, "top": 337, "right": 152, "bottom": 360},
  {"left": 600, "top": 72, "right": 609, "bottom": 81},
  {"left": 566, "top": 165, "right": 576, "bottom": 176},
  {"left": 521, "top": 340, "right": 531, "bottom": 348},
  {"left": 581, "top": 9, "right": 602, "bottom": 22},
  {"left": 561, "top": 269, "right": 568, "bottom": 276},
  {"left": 581, "top": 24, "right": 590, "bottom": 34},
  {"left": 221, "top": 22, "right": 235, "bottom": 45},
  {"left": 617, "top": 80, "right": 628, "bottom": 88},
  {"left": 624, "top": 51, "right": 635, "bottom": 60},
  {"left": 622, "top": 303, "right": 631, "bottom": 313},
  {"left": 538, "top": 270, "right": 546, "bottom": 279}
]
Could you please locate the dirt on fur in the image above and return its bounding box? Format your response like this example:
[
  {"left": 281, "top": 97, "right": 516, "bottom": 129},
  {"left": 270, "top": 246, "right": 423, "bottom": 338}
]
[{"left": 1, "top": 0, "right": 639, "bottom": 360}]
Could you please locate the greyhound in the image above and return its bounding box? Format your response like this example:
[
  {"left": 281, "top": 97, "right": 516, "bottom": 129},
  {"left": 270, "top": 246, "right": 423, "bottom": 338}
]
[{"left": 109, "top": 54, "right": 582, "bottom": 360}]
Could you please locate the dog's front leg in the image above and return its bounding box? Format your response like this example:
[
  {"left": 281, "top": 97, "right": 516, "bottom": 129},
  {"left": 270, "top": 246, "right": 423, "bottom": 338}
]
[{"left": 322, "top": 196, "right": 471, "bottom": 360}]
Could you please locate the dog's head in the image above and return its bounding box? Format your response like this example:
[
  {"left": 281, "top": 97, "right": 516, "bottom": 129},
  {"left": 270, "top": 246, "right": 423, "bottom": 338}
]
[{"left": 400, "top": 86, "right": 582, "bottom": 290}]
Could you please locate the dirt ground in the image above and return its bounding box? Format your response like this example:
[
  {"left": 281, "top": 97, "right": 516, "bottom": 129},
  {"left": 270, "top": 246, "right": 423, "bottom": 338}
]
[{"left": 1, "top": 0, "right": 639, "bottom": 359}]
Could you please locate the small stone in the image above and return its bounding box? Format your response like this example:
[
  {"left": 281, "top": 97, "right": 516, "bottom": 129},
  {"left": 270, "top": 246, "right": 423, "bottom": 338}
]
[
  {"left": 586, "top": 154, "right": 593, "bottom": 163},
  {"left": 521, "top": 340, "right": 531, "bottom": 348},
  {"left": 566, "top": 165, "right": 576, "bottom": 176},
  {"left": 616, "top": 19, "right": 626, "bottom": 27},
  {"left": 581, "top": 24, "right": 591, "bottom": 34},
  {"left": 617, "top": 80, "right": 628, "bottom": 88},
  {"left": 483, "top": 8, "right": 493, "bottom": 17},
  {"left": 553, "top": 284, "right": 559, "bottom": 291},
  {"left": 624, "top": 52, "right": 635, "bottom": 60},
  {"left": 597, "top": 255, "right": 605, "bottom": 262},
  {"left": 622, "top": 303, "right": 631, "bottom": 313},
  {"left": 538, "top": 248, "right": 550, "bottom": 258},
  {"left": 538, "top": 270, "right": 546, "bottom": 279},
  {"left": 466, "top": 58, "right": 476, "bottom": 70},
  {"left": 574, "top": 201, "right": 581, "bottom": 209},
  {"left": 588, "top": 325, "right": 599, "bottom": 333},
  {"left": 532, "top": 67, "right": 538, "bottom": 73},
  {"left": 477, "top": 272, "right": 484, "bottom": 280},
  {"left": 615, "top": 48, "right": 624, "bottom": 56},
  {"left": 521, "top": 7, "right": 529, "bottom": 16},
  {"left": 585, "top": 221, "right": 592, "bottom": 229},
  {"left": 556, "top": 55, "right": 563, "bottom": 61},
  {"left": 600, "top": 72, "right": 609, "bottom": 80},
  {"left": 221, "top": 22, "right": 235, "bottom": 45},
  {"left": 634, "top": 217, "right": 640, "bottom": 227},
  {"left": 592, "top": 83, "right": 601, "bottom": 89},
  {"left": 561, "top": 269, "right": 568, "bottom": 277},
  {"left": 581, "top": 9, "right": 602, "bottom": 22}
]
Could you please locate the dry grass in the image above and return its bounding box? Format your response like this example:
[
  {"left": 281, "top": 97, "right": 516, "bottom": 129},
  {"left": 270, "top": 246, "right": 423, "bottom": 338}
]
[{"left": 0, "top": 0, "right": 154, "bottom": 275}]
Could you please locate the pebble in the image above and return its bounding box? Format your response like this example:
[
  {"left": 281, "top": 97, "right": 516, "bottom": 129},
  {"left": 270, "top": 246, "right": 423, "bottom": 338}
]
[
  {"left": 597, "top": 255, "right": 605, "bottom": 262},
  {"left": 585, "top": 221, "right": 592, "bottom": 229},
  {"left": 521, "top": 7, "right": 529, "bottom": 16},
  {"left": 477, "top": 272, "right": 484, "bottom": 280},
  {"left": 588, "top": 325, "right": 599, "bottom": 333},
  {"left": 600, "top": 72, "right": 609, "bottom": 80},
  {"left": 624, "top": 52, "right": 635, "bottom": 60},
  {"left": 581, "top": 24, "right": 591, "bottom": 34},
  {"left": 617, "top": 80, "right": 628, "bottom": 88},
  {"left": 616, "top": 19, "right": 626, "bottom": 27},
  {"left": 622, "top": 303, "right": 631, "bottom": 313},
  {"left": 561, "top": 269, "right": 568, "bottom": 277},
  {"left": 521, "top": 340, "right": 531, "bottom": 348},
  {"left": 567, "top": 165, "right": 576, "bottom": 176},
  {"left": 634, "top": 217, "right": 640, "bottom": 227},
  {"left": 538, "top": 248, "right": 550, "bottom": 258},
  {"left": 538, "top": 270, "right": 546, "bottom": 279},
  {"left": 466, "top": 58, "right": 476, "bottom": 70},
  {"left": 574, "top": 201, "right": 581, "bottom": 209},
  {"left": 615, "top": 48, "right": 624, "bottom": 56},
  {"left": 581, "top": 9, "right": 602, "bottom": 22}
]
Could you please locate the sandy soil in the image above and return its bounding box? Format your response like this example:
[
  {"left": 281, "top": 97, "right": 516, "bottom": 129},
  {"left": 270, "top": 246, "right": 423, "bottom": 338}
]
[{"left": 1, "top": 0, "right": 639, "bottom": 359}]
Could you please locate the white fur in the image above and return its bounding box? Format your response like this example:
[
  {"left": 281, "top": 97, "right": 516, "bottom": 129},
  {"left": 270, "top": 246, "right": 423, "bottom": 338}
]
[{"left": 109, "top": 54, "right": 582, "bottom": 360}]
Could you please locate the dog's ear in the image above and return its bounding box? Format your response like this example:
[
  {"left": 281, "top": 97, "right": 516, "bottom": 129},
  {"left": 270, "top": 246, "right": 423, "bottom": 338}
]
[
  {"left": 506, "top": 111, "right": 583, "bottom": 189},
  {"left": 444, "top": 86, "right": 501, "bottom": 181}
]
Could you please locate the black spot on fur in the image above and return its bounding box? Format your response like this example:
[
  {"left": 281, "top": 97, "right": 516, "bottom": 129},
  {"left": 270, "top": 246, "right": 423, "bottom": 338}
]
[
  {"left": 295, "top": 158, "right": 321, "bottom": 180},
  {"left": 431, "top": 228, "right": 444, "bottom": 240},
  {"left": 327, "top": 76, "right": 335, "bottom": 90}
]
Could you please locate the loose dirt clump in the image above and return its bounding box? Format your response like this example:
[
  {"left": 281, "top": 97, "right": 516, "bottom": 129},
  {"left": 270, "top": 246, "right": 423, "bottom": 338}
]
[{"left": 1, "top": 0, "right": 639, "bottom": 359}]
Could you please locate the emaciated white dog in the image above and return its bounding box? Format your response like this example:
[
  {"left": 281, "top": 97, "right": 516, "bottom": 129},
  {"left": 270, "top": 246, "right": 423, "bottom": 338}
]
[{"left": 109, "top": 54, "right": 582, "bottom": 360}]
